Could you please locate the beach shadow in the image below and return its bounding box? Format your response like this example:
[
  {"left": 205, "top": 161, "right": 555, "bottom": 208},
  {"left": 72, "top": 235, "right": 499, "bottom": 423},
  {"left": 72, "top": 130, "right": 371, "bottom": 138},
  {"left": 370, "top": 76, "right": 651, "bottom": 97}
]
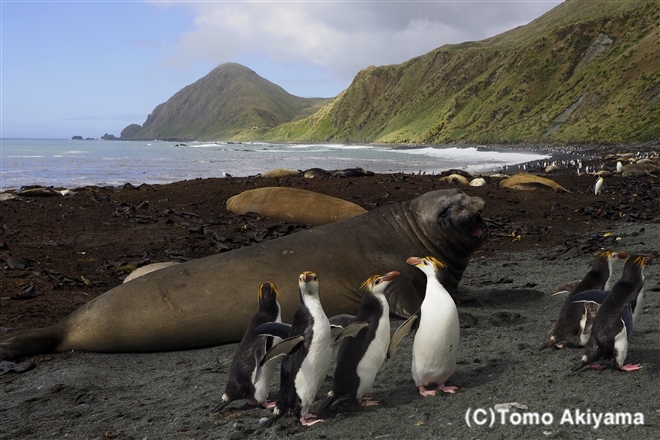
[
  {"left": 456, "top": 288, "right": 547, "bottom": 309},
  {"left": 627, "top": 347, "right": 660, "bottom": 373}
]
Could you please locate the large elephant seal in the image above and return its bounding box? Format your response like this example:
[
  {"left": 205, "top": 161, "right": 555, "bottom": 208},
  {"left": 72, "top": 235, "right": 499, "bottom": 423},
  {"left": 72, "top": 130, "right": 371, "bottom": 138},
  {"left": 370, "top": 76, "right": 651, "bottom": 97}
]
[
  {"left": 226, "top": 187, "right": 367, "bottom": 226},
  {"left": 0, "top": 189, "right": 488, "bottom": 359}
]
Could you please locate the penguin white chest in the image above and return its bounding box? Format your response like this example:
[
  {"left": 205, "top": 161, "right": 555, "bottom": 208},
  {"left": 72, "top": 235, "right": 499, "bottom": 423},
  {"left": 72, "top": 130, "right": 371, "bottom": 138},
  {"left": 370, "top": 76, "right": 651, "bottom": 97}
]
[
  {"left": 412, "top": 282, "right": 460, "bottom": 386},
  {"left": 613, "top": 320, "right": 628, "bottom": 368},
  {"left": 295, "top": 304, "right": 331, "bottom": 412}
]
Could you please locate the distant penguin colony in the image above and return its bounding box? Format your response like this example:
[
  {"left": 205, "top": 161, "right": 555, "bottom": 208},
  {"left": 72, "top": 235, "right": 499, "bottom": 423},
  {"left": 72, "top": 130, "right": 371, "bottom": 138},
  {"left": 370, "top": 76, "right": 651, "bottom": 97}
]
[{"left": 208, "top": 248, "right": 653, "bottom": 427}]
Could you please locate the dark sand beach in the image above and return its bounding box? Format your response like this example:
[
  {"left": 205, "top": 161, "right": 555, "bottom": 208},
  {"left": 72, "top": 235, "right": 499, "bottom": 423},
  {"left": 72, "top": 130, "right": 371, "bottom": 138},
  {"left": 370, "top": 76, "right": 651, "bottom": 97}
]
[{"left": 1, "top": 145, "right": 659, "bottom": 439}]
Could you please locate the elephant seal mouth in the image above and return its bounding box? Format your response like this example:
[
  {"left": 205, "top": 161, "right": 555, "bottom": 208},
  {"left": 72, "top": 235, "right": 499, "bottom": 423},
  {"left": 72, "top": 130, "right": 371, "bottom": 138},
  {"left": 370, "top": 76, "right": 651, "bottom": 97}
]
[
  {"left": 451, "top": 207, "right": 488, "bottom": 244},
  {"left": 468, "top": 215, "right": 488, "bottom": 239}
]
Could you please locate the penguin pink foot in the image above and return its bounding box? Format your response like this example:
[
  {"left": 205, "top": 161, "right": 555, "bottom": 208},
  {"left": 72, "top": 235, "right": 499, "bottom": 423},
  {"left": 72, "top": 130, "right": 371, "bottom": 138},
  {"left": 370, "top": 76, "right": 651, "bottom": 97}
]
[
  {"left": 300, "top": 414, "right": 324, "bottom": 426},
  {"left": 358, "top": 397, "right": 379, "bottom": 407},
  {"left": 587, "top": 363, "right": 606, "bottom": 370},
  {"left": 261, "top": 399, "right": 276, "bottom": 409},
  {"left": 619, "top": 364, "right": 642, "bottom": 372},
  {"left": 418, "top": 385, "right": 436, "bottom": 397},
  {"left": 439, "top": 383, "right": 458, "bottom": 394}
]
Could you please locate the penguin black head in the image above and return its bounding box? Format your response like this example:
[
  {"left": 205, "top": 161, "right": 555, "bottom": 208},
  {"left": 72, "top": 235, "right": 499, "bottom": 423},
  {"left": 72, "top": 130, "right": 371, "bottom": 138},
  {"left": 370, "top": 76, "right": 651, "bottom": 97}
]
[
  {"left": 621, "top": 254, "right": 651, "bottom": 281},
  {"left": 594, "top": 249, "right": 614, "bottom": 260},
  {"left": 258, "top": 282, "right": 279, "bottom": 307}
]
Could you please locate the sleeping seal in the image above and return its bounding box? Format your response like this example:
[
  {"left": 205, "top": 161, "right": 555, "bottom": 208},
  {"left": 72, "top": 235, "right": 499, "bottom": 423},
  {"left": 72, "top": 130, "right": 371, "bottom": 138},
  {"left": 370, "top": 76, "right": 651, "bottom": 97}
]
[{"left": 1, "top": 189, "right": 487, "bottom": 359}]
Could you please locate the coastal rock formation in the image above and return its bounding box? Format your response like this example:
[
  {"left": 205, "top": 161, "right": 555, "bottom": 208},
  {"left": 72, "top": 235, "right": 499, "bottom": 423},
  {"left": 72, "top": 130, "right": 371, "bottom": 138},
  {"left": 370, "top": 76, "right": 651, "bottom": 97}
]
[
  {"left": 252, "top": 0, "right": 659, "bottom": 145},
  {"left": 120, "top": 124, "right": 142, "bottom": 140},
  {"left": 120, "top": 63, "right": 331, "bottom": 141}
]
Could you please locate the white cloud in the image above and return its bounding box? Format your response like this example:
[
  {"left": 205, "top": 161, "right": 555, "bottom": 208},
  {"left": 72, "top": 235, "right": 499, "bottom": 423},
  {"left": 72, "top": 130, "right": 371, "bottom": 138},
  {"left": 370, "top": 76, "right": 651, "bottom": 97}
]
[{"left": 152, "top": 0, "right": 562, "bottom": 95}]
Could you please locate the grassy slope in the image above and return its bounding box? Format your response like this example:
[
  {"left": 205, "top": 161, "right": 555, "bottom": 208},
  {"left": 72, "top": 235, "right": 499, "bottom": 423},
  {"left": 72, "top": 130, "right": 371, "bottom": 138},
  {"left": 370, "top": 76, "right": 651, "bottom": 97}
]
[
  {"left": 248, "top": 0, "right": 660, "bottom": 144},
  {"left": 129, "top": 63, "right": 330, "bottom": 141}
]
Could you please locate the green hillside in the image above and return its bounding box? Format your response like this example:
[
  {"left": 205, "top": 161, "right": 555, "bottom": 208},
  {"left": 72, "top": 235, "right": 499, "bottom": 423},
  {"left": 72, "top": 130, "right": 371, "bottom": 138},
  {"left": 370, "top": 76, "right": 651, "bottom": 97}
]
[
  {"left": 237, "top": 0, "right": 659, "bottom": 144},
  {"left": 121, "top": 63, "right": 330, "bottom": 141}
]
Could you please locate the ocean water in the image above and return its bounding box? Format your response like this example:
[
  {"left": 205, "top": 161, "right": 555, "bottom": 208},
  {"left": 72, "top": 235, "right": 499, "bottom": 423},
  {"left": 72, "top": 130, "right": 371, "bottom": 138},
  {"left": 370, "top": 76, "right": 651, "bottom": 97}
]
[{"left": 0, "top": 139, "right": 551, "bottom": 190}]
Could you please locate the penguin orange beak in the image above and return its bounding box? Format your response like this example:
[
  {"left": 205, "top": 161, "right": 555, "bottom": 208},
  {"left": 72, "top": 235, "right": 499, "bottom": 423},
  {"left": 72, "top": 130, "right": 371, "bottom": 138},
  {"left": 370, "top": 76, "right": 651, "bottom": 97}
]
[
  {"left": 381, "top": 271, "right": 400, "bottom": 281},
  {"left": 406, "top": 256, "right": 423, "bottom": 265},
  {"left": 614, "top": 251, "right": 629, "bottom": 259}
]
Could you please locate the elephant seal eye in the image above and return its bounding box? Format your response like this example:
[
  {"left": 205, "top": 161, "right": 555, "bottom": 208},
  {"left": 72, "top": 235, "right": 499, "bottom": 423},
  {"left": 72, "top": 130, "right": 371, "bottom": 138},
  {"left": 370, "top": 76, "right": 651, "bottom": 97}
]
[{"left": 438, "top": 207, "right": 450, "bottom": 218}]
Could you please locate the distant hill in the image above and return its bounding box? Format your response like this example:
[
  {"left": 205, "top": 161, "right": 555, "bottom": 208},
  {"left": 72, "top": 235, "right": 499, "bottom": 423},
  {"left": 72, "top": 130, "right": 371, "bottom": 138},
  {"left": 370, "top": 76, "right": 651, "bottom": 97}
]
[
  {"left": 238, "top": 0, "right": 659, "bottom": 144},
  {"left": 121, "top": 63, "right": 331, "bottom": 141}
]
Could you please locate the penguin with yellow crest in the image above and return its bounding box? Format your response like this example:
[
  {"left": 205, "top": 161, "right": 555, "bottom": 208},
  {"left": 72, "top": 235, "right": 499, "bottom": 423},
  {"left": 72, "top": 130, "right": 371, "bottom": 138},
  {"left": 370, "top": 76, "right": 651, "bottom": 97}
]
[{"left": 388, "top": 256, "right": 459, "bottom": 396}]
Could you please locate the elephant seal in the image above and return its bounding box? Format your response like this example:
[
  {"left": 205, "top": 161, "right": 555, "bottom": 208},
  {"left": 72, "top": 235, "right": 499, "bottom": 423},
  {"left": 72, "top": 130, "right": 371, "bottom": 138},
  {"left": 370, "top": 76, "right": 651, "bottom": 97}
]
[
  {"left": 500, "top": 173, "right": 570, "bottom": 192},
  {"left": 226, "top": 187, "right": 367, "bottom": 226},
  {"left": 621, "top": 162, "right": 660, "bottom": 178},
  {"left": 303, "top": 168, "right": 332, "bottom": 179},
  {"left": 439, "top": 174, "right": 469, "bottom": 185},
  {"left": 0, "top": 189, "right": 488, "bottom": 359},
  {"left": 260, "top": 168, "right": 302, "bottom": 178},
  {"left": 123, "top": 262, "right": 179, "bottom": 283},
  {"left": 332, "top": 167, "right": 374, "bottom": 178}
]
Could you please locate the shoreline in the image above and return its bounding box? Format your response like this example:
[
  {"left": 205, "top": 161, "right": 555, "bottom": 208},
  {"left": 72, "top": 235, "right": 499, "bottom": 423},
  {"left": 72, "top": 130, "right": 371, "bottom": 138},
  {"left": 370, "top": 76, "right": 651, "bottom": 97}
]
[{"left": 3, "top": 141, "right": 657, "bottom": 192}]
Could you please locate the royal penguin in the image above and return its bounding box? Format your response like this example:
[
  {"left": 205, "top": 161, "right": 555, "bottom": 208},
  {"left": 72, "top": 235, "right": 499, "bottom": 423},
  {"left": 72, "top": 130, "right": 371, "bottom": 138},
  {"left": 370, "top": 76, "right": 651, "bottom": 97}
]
[
  {"left": 571, "top": 254, "right": 650, "bottom": 372},
  {"left": 257, "top": 271, "right": 332, "bottom": 427},
  {"left": 210, "top": 282, "right": 282, "bottom": 412},
  {"left": 388, "top": 256, "right": 459, "bottom": 396},
  {"left": 594, "top": 176, "right": 604, "bottom": 195},
  {"left": 542, "top": 250, "right": 623, "bottom": 350},
  {"left": 323, "top": 271, "right": 400, "bottom": 409}
]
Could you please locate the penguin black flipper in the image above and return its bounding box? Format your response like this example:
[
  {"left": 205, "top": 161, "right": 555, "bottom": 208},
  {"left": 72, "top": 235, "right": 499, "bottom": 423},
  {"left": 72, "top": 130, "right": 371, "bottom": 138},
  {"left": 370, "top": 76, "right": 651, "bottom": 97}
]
[
  {"left": 259, "top": 335, "right": 305, "bottom": 366},
  {"left": 334, "top": 321, "right": 369, "bottom": 341},
  {"left": 252, "top": 336, "right": 273, "bottom": 384},
  {"left": 262, "top": 413, "right": 280, "bottom": 429},
  {"left": 254, "top": 322, "right": 292, "bottom": 339},
  {"left": 571, "top": 360, "right": 588, "bottom": 372},
  {"left": 623, "top": 307, "right": 633, "bottom": 341},
  {"left": 210, "top": 399, "right": 231, "bottom": 413},
  {"left": 328, "top": 314, "right": 357, "bottom": 328},
  {"left": 570, "top": 289, "right": 609, "bottom": 305},
  {"left": 387, "top": 310, "right": 421, "bottom": 359}
]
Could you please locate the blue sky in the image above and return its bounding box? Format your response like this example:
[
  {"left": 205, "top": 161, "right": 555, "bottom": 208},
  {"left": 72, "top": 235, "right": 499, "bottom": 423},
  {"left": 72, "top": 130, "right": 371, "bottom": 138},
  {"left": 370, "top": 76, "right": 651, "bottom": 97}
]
[{"left": 2, "top": 0, "right": 561, "bottom": 139}]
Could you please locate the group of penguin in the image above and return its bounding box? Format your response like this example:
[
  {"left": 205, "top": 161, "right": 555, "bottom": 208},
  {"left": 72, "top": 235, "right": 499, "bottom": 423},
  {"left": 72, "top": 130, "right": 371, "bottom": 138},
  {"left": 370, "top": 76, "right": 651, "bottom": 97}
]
[
  {"left": 542, "top": 250, "right": 651, "bottom": 372},
  {"left": 210, "top": 256, "right": 458, "bottom": 427},
  {"left": 211, "top": 250, "right": 651, "bottom": 428}
]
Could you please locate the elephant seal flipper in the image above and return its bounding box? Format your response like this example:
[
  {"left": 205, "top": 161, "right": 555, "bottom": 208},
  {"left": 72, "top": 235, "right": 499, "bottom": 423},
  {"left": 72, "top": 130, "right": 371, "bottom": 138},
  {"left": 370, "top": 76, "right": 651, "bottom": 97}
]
[{"left": 0, "top": 189, "right": 487, "bottom": 359}]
